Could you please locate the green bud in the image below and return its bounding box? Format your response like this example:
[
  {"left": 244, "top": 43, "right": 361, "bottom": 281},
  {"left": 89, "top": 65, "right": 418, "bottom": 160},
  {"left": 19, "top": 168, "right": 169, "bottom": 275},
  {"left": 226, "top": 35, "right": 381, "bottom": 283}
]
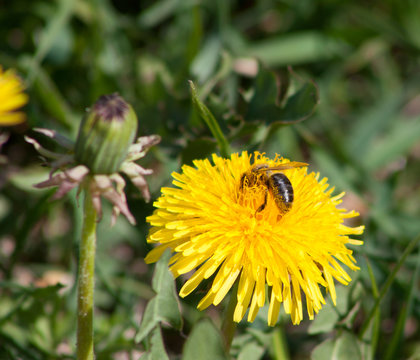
[{"left": 75, "top": 93, "right": 138, "bottom": 174}]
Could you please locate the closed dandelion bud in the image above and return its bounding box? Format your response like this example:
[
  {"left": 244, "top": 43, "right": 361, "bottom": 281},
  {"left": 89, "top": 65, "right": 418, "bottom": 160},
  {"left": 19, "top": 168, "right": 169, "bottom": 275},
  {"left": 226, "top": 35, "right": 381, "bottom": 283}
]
[{"left": 75, "top": 93, "right": 138, "bottom": 174}]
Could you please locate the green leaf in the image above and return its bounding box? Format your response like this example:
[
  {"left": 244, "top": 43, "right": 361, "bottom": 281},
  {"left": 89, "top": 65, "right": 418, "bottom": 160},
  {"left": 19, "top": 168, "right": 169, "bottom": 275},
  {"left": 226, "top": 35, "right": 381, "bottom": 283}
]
[
  {"left": 238, "top": 342, "right": 265, "bottom": 360},
  {"left": 8, "top": 166, "right": 54, "bottom": 193},
  {"left": 278, "top": 80, "right": 319, "bottom": 123},
  {"left": 26, "top": 64, "right": 77, "bottom": 128},
  {"left": 31, "top": 317, "right": 53, "bottom": 353},
  {"left": 27, "top": 0, "right": 76, "bottom": 82},
  {"left": 332, "top": 332, "right": 363, "bottom": 360},
  {"left": 246, "top": 68, "right": 319, "bottom": 124},
  {"left": 191, "top": 35, "right": 222, "bottom": 83},
  {"left": 311, "top": 147, "right": 356, "bottom": 193},
  {"left": 150, "top": 326, "right": 169, "bottom": 360},
  {"left": 359, "top": 233, "right": 420, "bottom": 339},
  {"left": 246, "top": 69, "right": 279, "bottom": 116},
  {"left": 311, "top": 332, "right": 363, "bottom": 360},
  {"left": 402, "top": 2, "right": 420, "bottom": 49},
  {"left": 138, "top": 0, "right": 179, "bottom": 28},
  {"left": 247, "top": 327, "right": 273, "bottom": 348},
  {"left": 335, "top": 284, "right": 351, "bottom": 315},
  {"left": 246, "top": 32, "right": 349, "bottom": 66},
  {"left": 383, "top": 246, "right": 420, "bottom": 360},
  {"left": 346, "top": 94, "right": 402, "bottom": 160},
  {"left": 182, "top": 319, "right": 229, "bottom": 360},
  {"left": 362, "top": 117, "right": 420, "bottom": 170},
  {"left": 308, "top": 302, "right": 339, "bottom": 335},
  {"left": 189, "top": 81, "right": 231, "bottom": 157},
  {"left": 142, "top": 326, "right": 170, "bottom": 360},
  {"left": 365, "top": 258, "right": 380, "bottom": 356},
  {"left": 135, "top": 250, "right": 182, "bottom": 343},
  {"left": 311, "top": 338, "right": 335, "bottom": 360},
  {"left": 0, "top": 323, "right": 39, "bottom": 360}
]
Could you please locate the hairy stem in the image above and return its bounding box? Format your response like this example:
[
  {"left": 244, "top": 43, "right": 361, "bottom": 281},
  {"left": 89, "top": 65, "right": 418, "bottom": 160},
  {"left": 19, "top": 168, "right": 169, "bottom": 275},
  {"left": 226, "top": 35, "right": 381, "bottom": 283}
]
[{"left": 77, "top": 189, "right": 97, "bottom": 360}]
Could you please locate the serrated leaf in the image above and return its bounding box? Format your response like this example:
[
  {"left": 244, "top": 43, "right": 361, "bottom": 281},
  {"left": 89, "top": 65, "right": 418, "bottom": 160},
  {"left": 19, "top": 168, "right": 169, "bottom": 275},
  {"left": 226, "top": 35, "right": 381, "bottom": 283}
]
[
  {"left": 278, "top": 80, "right": 319, "bottom": 123},
  {"left": 135, "top": 250, "right": 182, "bottom": 343},
  {"left": 311, "top": 338, "right": 335, "bottom": 360},
  {"left": 247, "top": 327, "right": 273, "bottom": 348},
  {"left": 246, "top": 68, "right": 319, "bottom": 124},
  {"left": 332, "top": 331, "right": 363, "bottom": 360},
  {"left": 182, "top": 319, "right": 229, "bottom": 360},
  {"left": 142, "top": 326, "right": 170, "bottom": 360},
  {"left": 151, "top": 326, "right": 169, "bottom": 360},
  {"left": 312, "top": 332, "right": 363, "bottom": 360},
  {"left": 308, "top": 302, "right": 339, "bottom": 335},
  {"left": 335, "top": 284, "right": 351, "bottom": 315},
  {"left": 246, "top": 69, "right": 279, "bottom": 115}
]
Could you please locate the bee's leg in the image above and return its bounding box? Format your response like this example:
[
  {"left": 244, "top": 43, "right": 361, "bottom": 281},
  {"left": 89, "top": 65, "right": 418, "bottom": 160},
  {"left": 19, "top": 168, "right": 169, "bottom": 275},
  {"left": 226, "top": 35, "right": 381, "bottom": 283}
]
[
  {"left": 240, "top": 173, "right": 246, "bottom": 190},
  {"left": 256, "top": 189, "right": 268, "bottom": 213}
]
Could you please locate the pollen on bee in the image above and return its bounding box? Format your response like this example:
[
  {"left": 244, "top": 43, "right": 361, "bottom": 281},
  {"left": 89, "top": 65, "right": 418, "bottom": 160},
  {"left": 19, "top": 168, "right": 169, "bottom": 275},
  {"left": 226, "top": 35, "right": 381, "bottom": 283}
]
[{"left": 237, "top": 176, "right": 269, "bottom": 214}]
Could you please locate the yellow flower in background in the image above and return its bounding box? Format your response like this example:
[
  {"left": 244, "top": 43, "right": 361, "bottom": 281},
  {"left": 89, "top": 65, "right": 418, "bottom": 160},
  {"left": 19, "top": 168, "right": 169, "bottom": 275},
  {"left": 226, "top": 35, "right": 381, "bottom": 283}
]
[
  {"left": 0, "top": 66, "right": 28, "bottom": 126},
  {"left": 145, "top": 151, "right": 364, "bottom": 325}
]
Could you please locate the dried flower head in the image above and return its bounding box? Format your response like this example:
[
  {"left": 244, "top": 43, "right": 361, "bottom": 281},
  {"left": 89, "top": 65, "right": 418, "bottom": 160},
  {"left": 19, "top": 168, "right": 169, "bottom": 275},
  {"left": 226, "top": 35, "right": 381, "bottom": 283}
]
[
  {"left": 145, "top": 152, "right": 364, "bottom": 325},
  {"left": 26, "top": 94, "right": 160, "bottom": 225}
]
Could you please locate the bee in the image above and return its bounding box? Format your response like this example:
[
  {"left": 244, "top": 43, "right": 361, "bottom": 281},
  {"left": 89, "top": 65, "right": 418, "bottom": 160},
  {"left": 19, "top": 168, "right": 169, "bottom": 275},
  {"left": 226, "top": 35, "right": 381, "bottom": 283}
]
[{"left": 240, "top": 162, "right": 308, "bottom": 214}]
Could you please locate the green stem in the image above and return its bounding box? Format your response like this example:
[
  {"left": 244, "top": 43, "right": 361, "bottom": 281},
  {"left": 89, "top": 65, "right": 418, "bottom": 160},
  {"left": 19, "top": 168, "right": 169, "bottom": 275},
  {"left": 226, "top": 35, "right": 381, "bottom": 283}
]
[
  {"left": 272, "top": 326, "right": 290, "bottom": 360},
  {"left": 77, "top": 189, "right": 97, "bottom": 360},
  {"left": 359, "top": 232, "right": 420, "bottom": 339},
  {"left": 221, "top": 283, "right": 238, "bottom": 352}
]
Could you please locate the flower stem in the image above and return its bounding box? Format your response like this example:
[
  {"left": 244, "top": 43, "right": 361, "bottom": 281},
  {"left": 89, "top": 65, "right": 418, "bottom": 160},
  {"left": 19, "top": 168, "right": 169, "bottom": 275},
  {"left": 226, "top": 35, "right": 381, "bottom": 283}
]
[
  {"left": 77, "top": 188, "right": 97, "bottom": 360},
  {"left": 221, "top": 283, "right": 238, "bottom": 352}
]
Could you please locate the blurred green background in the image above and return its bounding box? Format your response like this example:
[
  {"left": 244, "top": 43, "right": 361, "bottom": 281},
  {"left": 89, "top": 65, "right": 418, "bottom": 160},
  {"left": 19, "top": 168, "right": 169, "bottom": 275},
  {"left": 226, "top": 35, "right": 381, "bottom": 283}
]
[{"left": 1, "top": 0, "right": 420, "bottom": 359}]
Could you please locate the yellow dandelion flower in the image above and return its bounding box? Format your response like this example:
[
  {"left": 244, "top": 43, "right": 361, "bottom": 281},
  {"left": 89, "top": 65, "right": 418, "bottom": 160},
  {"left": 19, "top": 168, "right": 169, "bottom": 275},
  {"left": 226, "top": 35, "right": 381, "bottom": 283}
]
[
  {"left": 0, "top": 66, "right": 28, "bottom": 126},
  {"left": 145, "top": 151, "right": 364, "bottom": 325}
]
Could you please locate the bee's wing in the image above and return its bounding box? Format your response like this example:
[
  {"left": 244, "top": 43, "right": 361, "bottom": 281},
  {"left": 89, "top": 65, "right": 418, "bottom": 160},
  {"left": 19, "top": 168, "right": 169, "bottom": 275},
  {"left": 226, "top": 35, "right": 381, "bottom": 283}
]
[{"left": 261, "top": 161, "right": 308, "bottom": 171}]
